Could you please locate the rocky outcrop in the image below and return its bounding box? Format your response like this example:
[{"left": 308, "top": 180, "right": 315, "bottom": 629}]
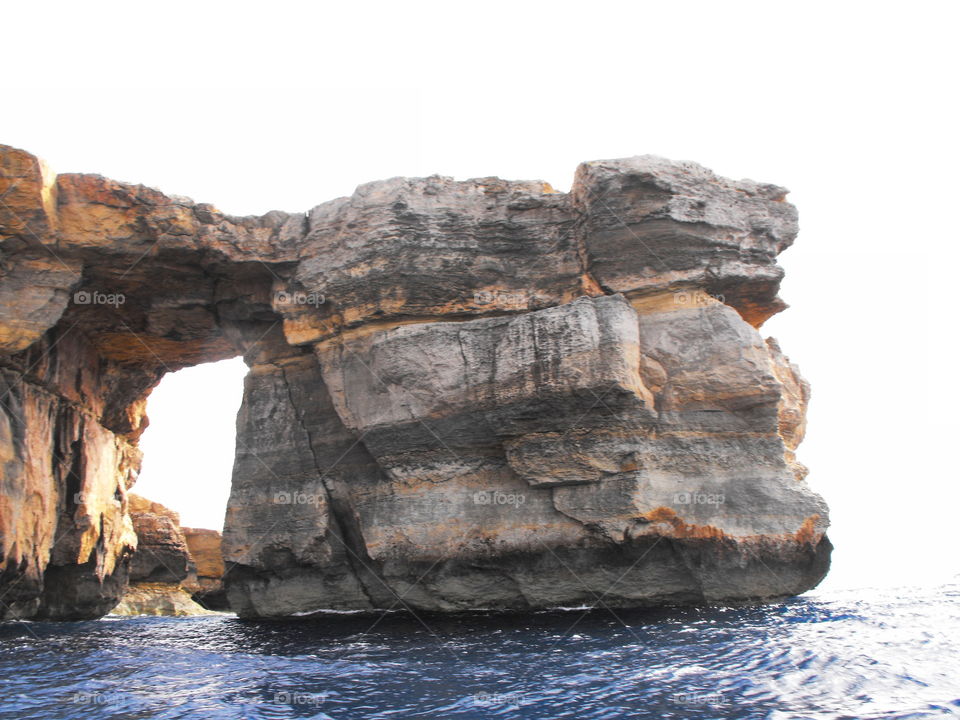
[
  {"left": 182, "top": 527, "right": 228, "bottom": 610},
  {"left": 112, "top": 582, "right": 217, "bottom": 616},
  {"left": 0, "top": 144, "right": 830, "bottom": 620},
  {"left": 126, "top": 494, "right": 190, "bottom": 583},
  {"left": 112, "top": 495, "right": 221, "bottom": 615}
]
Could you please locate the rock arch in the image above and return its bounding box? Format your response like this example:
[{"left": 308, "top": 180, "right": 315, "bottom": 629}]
[{"left": 0, "top": 146, "right": 829, "bottom": 619}]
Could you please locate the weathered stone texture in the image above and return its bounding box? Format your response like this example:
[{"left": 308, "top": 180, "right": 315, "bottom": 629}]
[
  {"left": 182, "top": 527, "right": 228, "bottom": 610},
  {"left": 0, "top": 144, "right": 829, "bottom": 619},
  {"left": 110, "top": 495, "right": 224, "bottom": 616}
]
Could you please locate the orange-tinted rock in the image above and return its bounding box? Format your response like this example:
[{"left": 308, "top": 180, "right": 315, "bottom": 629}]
[
  {"left": 112, "top": 582, "right": 217, "bottom": 616},
  {"left": 0, "top": 144, "right": 829, "bottom": 619},
  {"left": 112, "top": 495, "right": 225, "bottom": 615},
  {"left": 126, "top": 494, "right": 190, "bottom": 584},
  {"left": 182, "top": 527, "right": 228, "bottom": 610}
]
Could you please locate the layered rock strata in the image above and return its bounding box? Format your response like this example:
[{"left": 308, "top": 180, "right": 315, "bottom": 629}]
[
  {"left": 126, "top": 494, "right": 190, "bottom": 583},
  {"left": 111, "top": 494, "right": 216, "bottom": 616},
  {"left": 182, "top": 527, "right": 228, "bottom": 610},
  {"left": 0, "top": 144, "right": 829, "bottom": 619}
]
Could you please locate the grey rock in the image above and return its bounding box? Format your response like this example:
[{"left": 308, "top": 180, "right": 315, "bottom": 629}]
[{"left": 0, "top": 144, "right": 830, "bottom": 619}]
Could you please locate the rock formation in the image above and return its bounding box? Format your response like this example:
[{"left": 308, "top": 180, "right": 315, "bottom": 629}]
[
  {"left": 182, "top": 527, "right": 228, "bottom": 610},
  {"left": 112, "top": 582, "right": 216, "bottom": 616},
  {"left": 111, "top": 494, "right": 217, "bottom": 616},
  {"left": 0, "top": 144, "right": 830, "bottom": 620},
  {"left": 125, "top": 494, "right": 190, "bottom": 583}
]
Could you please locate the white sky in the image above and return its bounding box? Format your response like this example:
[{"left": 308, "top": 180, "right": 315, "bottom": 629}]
[{"left": 5, "top": 1, "right": 957, "bottom": 592}]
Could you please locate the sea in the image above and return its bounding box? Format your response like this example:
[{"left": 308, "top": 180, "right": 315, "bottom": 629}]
[{"left": 1, "top": 584, "right": 958, "bottom": 719}]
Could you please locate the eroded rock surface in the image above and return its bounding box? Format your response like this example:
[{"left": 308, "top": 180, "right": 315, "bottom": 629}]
[
  {"left": 182, "top": 527, "right": 228, "bottom": 610},
  {"left": 0, "top": 144, "right": 829, "bottom": 619},
  {"left": 112, "top": 582, "right": 217, "bottom": 617},
  {"left": 113, "top": 495, "right": 224, "bottom": 616},
  {"left": 126, "top": 494, "right": 190, "bottom": 584}
]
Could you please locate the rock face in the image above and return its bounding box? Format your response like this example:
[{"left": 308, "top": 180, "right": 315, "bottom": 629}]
[
  {"left": 182, "top": 527, "right": 228, "bottom": 610},
  {"left": 126, "top": 494, "right": 190, "bottom": 584},
  {"left": 112, "top": 495, "right": 222, "bottom": 616},
  {"left": 112, "top": 582, "right": 217, "bottom": 617},
  {"left": 0, "top": 144, "right": 830, "bottom": 620}
]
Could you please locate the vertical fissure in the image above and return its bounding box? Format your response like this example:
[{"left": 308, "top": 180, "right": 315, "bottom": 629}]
[{"left": 275, "top": 360, "right": 394, "bottom": 608}]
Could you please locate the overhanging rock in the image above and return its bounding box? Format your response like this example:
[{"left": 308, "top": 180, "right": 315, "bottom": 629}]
[{"left": 0, "top": 145, "right": 829, "bottom": 619}]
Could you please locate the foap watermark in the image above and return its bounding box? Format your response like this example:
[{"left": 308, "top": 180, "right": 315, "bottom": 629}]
[
  {"left": 672, "top": 289, "right": 725, "bottom": 307},
  {"left": 473, "top": 691, "right": 524, "bottom": 706},
  {"left": 472, "top": 490, "right": 526, "bottom": 507},
  {"left": 73, "top": 290, "right": 125, "bottom": 307},
  {"left": 273, "top": 691, "right": 326, "bottom": 707},
  {"left": 274, "top": 290, "right": 325, "bottom": 307},
  {"left": 273, "top": 491, "right": 323, "bottom": 505},
  {"left": 673, "top": 491, "right": 725, "bottom": 506},
  {"left": 670, "top": 690, "right": 727, "bottom": 707},
  {"left": 474, "top": 290, "right": 530, "bottom": 309},
  {"left": 70, "top": 691, "right": 126, "bottom": 706}
]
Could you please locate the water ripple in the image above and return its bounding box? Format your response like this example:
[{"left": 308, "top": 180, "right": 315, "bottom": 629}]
[{"left": 1, "top": 585, "right": 959, "bottom": 718}]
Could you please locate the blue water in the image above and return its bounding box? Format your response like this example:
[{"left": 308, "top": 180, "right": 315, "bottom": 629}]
[{"left": 1, "top": 585, "right": 958, "bottom": 720}]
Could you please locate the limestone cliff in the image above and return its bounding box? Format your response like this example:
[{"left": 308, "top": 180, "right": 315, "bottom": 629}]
[
  {"left": 111, "top": 494, "right": 218, "bottom": 616},
  {"left": 0, "top": 144, "right": 830, "bottom": 619},
  {"left": 125, "top": 494, "right": 190, "bottom": 584},
  {"left": 182, "top": 527, "right": 228, "bottom": 610}
]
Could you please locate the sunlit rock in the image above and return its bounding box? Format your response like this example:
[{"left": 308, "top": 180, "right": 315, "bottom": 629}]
[{"left": 0, "top": 144, "right": 830, "bottom": 619}]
